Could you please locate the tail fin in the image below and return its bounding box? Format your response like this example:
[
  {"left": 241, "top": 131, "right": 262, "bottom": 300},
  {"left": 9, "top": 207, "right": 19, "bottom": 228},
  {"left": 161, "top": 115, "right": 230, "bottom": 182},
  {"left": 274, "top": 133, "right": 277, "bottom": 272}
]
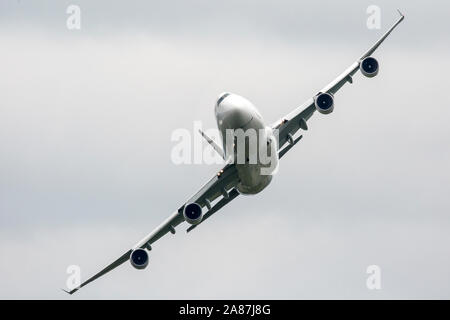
[{"left": 199, "top": 130, "right": 225, "bottom": 160}]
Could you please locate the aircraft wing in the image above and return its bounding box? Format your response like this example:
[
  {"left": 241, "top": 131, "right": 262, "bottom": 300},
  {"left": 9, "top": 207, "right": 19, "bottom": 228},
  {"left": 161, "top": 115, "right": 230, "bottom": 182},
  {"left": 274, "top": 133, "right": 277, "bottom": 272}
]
[
  {"left": 274, "top": 10, "right": 404, "bottom": 157},
  {"left": 65, "top": 163, "right": 240, "bottom": 294}
]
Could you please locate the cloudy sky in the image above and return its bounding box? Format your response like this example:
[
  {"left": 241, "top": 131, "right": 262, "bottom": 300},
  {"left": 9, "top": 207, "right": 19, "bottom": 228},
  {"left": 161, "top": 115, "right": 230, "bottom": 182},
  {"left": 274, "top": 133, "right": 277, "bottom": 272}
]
[{"left": 0, "top": 0, "right": 449, "bottom": 299}]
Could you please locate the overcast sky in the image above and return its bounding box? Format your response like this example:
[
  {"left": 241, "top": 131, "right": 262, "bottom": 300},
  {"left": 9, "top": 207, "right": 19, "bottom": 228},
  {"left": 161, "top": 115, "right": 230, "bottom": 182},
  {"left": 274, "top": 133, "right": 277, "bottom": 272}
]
[{"left": 0, "top": 0, "right": 449, "bottom": 299}]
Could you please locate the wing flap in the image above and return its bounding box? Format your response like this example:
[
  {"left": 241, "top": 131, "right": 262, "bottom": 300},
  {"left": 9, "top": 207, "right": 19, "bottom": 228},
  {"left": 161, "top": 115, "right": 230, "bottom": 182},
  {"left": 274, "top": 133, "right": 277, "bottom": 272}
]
[{"left": 186, "top": 188, "right": 240, "bottom": 233}]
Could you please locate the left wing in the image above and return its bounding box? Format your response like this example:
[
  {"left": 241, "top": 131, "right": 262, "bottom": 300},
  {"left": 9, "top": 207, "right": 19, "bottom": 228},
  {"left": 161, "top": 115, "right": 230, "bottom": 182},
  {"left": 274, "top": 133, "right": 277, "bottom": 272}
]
[
  {"left": 65, "top": 163, "right": 240, "bottom": 294},
  {"left": 274, "top": 10, "right": 405, "bottom": 157}
]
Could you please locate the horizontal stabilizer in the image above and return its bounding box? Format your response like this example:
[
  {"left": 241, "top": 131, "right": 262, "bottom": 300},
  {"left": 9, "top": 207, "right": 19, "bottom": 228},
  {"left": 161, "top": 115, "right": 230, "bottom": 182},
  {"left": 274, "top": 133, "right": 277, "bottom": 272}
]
[{"left": 199, "top": 130, "right": 225, "bottom": 159}]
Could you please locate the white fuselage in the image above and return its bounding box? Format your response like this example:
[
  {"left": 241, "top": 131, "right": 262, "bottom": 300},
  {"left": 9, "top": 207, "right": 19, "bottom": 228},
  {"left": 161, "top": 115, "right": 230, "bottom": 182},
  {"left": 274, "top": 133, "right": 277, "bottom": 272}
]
[{"left": 215, "top": 92, "right": 278, "bottom": 195}]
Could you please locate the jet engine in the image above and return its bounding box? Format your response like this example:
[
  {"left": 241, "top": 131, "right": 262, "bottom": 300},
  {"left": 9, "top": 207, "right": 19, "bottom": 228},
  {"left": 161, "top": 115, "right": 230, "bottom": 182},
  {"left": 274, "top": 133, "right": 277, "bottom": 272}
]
[
  {"left": 314, "top": 92, "right": 334, "bottom": 114},
  {"left": 130, "top": 248, "right": 149, "bottom": 270},
  {"left": 183, "top": 202, "right": 203, "bottom": 225},
  {"left": 360, "top": 56, "right": 379, "bottom": 78}
]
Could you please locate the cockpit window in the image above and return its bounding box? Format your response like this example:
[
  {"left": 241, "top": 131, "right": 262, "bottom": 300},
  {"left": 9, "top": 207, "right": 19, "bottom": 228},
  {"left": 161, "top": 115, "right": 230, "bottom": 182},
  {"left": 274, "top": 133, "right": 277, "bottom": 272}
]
[{"left": 217, "top": 93, "right": 230, "bottom": 106}]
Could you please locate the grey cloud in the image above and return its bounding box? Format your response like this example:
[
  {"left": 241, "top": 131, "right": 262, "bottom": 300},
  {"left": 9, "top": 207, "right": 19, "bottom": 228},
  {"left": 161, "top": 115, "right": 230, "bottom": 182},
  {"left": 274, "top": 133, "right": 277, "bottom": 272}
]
[
  {"left": 0, "top": 0, "right": 448, "bottom": 46},
  {"left": 0, "top": 0, "right": 449, "bottom": 299}
]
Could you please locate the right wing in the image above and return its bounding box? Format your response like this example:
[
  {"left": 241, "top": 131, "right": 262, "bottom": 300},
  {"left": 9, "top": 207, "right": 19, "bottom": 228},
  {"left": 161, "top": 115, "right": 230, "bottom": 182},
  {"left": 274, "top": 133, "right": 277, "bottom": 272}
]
[
  {"left": 273, "top": 10, "right": 405, "bottom": 157},
  {"left": 65, "top": 163, "right": 240, "bottom": 294}
]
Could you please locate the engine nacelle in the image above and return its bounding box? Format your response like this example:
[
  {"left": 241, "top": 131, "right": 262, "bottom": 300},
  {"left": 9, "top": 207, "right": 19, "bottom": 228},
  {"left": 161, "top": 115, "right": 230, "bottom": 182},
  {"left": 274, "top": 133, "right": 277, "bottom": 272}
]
[
  {"left": 314, "top": 92, "right": 334, "bottom": 114},
  {"left": 360, "top": 56, "right": 379, "bottom": 78},
  {"left": 183, "top": 202, "right": 203, "bottom": 225},
  {"left": 130, "top": 248, "right": 149, "bottom": 270}
]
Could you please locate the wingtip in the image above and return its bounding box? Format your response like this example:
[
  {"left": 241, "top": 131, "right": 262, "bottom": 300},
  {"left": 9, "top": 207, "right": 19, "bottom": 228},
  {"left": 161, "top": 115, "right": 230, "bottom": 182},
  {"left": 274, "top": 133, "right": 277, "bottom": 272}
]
[
  {"left": 61, "top": 288, "right": 77, "bottom": 295},
  {"left": 397, "top": 9, "right": 405, "bottom": 19}
]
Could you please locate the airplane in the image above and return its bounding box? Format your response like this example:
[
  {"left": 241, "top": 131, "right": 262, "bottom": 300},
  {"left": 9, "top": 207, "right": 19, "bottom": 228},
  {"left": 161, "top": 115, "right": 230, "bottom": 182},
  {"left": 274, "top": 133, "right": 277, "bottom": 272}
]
[{"left": 64, "top": 10, "right": 404, "bottom": 294}]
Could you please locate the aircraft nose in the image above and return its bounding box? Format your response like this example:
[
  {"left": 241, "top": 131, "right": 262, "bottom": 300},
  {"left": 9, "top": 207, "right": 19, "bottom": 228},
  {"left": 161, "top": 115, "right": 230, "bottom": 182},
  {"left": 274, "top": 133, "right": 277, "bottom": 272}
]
[
  {"left": 215, "top": 92, "right": 230, "bottom": 116},
  {"left": 216, "top": 92, "right": 230, "bottom": 108},
  {"left": 230, "top": 105, "right": 253, "bottom": 128},
  {"left": 215, "top": 92, "right": 253, "bottom": 128}
]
